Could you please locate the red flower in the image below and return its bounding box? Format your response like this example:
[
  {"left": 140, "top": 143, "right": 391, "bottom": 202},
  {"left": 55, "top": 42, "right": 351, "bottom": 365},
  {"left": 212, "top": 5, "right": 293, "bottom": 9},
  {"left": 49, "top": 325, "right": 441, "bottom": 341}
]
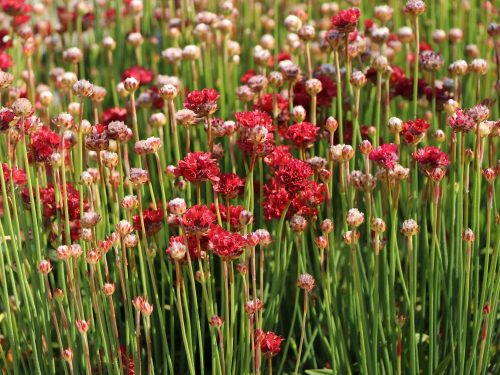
[
  {"left": 184, "top": 88, "right": 220, "bottom": 117},
  {"left": 175, "top": 152, "right": 220, "bottom": 183},
  {"left": 2, "top": 163, "right": 27, "bottom": 186},
  {"left": 291, "top": 181, "right": 326, "bottom": 217},
  {"left": 121, "top": 66, "right": 154, "bottom": 85},
  {"left": 208, "top": 225, "right": 247, "bottom": 261},
  {"left": 254, "top": 93, "right": 288, "bottom": 117},
  {"left": 284, "top": 122, "right": 318, "bottom": 149},
  {"left": 0, "top": 108, "right": 15, "bottom": 131},
  {"left": 29, "top": 126, "right": 61, "bottom": 164},
  {"left": 274, "top": 158, "right": 313, "bottom": 193},
  {"left": 369, "top": 143, "right": 399, "bottom": 170},
  {"left": 0, "top": 29, "right": 12, "bottom": 50},
  {"left": 240, "top": 69, "right": 256, "bottom": 83},
  {"left": 133, "top": 207, "right": 164, "bottom": 236},
  {"left": 255, "top": 330, "right": 284, "bottom": 358},
  {"left": 235, "top": 110, "right": 273, "bottom": 130},
  {"left": 263, "top": 180, "right": 290, "bottom": 220},
  {"left": 264, "top": 145, "right": 293, "bottom": 168},
  {"left": 400, "top": 118, "right": 430, "bottom": 144},
  {"left": 1, "top": 0, "right": 31, "bottom": 17},
  {"left": 0, "top": 51, "right": 12, "bottom": 70},
  {"left": 166, "top": 235, "right": 208, "bottom": 262},
  {"left": 182, "top": 205, "right": 216, "bottom": 234},
  {"left": 448, "top": 108, "right": 475, "bottom": 133},
  {"left": 85, "top": 124, "right": 109, "bottom": 151},
  {"left": 210, "top": 204, "right": 244, "bottom": 231},
  {"left": 102, "top": 107, "right": 128, "bottom": 125},
  {"left": 413, "top": 146, "right": 450, "bottom": 172},
  {"left": 213, "top": 173, "right": 245, "bottom": 199},
  {"left": 331, "top": 8, "right": 361, "bottom": 33}
]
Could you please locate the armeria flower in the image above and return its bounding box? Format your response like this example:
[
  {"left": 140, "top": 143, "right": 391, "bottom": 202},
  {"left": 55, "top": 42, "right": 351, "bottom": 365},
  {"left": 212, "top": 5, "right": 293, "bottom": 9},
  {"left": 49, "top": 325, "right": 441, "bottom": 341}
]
[
  {"left": 274, "top": 158, "right": 313, "bottom": 193},
  {"left": 369, "top": 143, "right": 399, "bottom": 170},
  {"left": 420, "top": 50, "right": 444, "bottom": 72},
  {"left": 208, "top": 225, "right": 247, "bottom": 261},
  {"left": 413, "top": 146, "right": 450, "bottom": 173},
  {"left": 448, "top": 108, "right": 475, "bottom": 133},
  {"left": 291, "top": 180, "right": 326, "bottom": 217},
  {"left": 263, "top": 179, "right": 291, "bottom": 220},
  {"left": 175, "top": 152, "right": 220, "bottom": 183},
  {"left": 284, "top": 122, "right": 318, "bottom": 149},
  {"left": 121, "top": 66, "right": 154, "bottom": 85},
  {"left": 1, "top": 0, "right": 31, "bottom": 17},
  {"left": 133, "top": 207, "right": 164, "bottom": 236},
  {"left": 2, "top": 163, "right": 27, "bottom": 186},
  {"left": 102, "top": 107, "right": 128, "bottom": 125},
  {"left": 210, "top": 203, "right": 245, "bottom": 231},
  {"left": 331, "top": 8, "right": 361, "bottom": 33},
  {"left": 264, "top": 145, "right": 293, "bottom": 168},
  {"left": 400, "top": 118, "right": 430, "bottom": 144},
  {"left": 182, "top": 205, "right": 216, "bottom": 234},
  {"left": 184, "top": 88, "right": 220, "bottom": 117},
  {"left": 0, "top": 108, "right": 15, "bottom": 131},
  {"left": 235, "top": 110, "right": 274, "bottom": 130},
  {"left": 29, "top": 126, "right": 61, "bottom": 164},
  {"left": 166, "top": 234, "right": 208, "bottom": 263},
  {"left": 213, "top": 173, "right": 245, "bottom": 199},
  {"left": 255, "top": 330, "right": 284, "bottom": 358},
  {"left": 254, "top": 93, "right": 288, "bottom": 119},
  {"left": 85, "top": 124, "right": 109, "bottom": 151}
]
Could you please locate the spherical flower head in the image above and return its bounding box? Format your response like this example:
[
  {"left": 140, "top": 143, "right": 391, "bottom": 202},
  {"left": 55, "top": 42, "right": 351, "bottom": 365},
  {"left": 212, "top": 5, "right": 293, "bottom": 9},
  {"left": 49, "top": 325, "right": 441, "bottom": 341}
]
[
  {"left": 11, "top": 98, "right": 32, "bottom": 117},
  {"left": 412, "top": 146, "right": 450, "bottom": 173},
  {"left": 116, "top": 220, "right": 133, "bottom": 237},
  {"left": 482, "top": 168, "right": 497, "bottom": 184},
  {"left": 38, "top": 259, "right": 52, "bottom": 274},
  {"left": 168, "top": 198, "right": 187, "bottom": 215},
  {"left": 315, "top": 235, "right": 328, "bottom": 249},
  {"left": 61, "top": 347, "right": 74, "bottom": 362},
  {"left": 448, "top": 108, "right": 475, "bottom": 133},
  {"left": 420, "top": 50, "right": 444, "bottom": 72},
  {"left": 132, "top": 296, "right": 145, "bottom": 311},
  {"left": 257, "top": 331, "right": 284, "bottom": 358},
  {"left": 462, "top": 228, "right": 475, "bottom": 243},
  {"left": 350, "top": 70, "right": 367, "bottom": 87},
  {"left": 141, "top": 301, "right": 154, "bottom": 316},
  {"left": 343, "top": 230, "right": 360, "bottom": 245},
  {"left": 208, "top": 225, "right": 247, "bottom": 261},
  {"left": 123, "top": 77, "right": 139, "bottom": 92},
  {"left": 254, "top": 229, "right": 272, "bottom": 246},
  {"left": 102, "top": 283, "right": 116, "bottom": 296},
  {"left": 176, "top": 109, "right": 197, "bottom": 126},
  {"left": 369, "top": 143, "right": 399, "bottom": 170},
  {"left": 320, "top": 219, "right": 334, "bottom": 234},
  {"left": 182, "top": 205, "right": 216, "bottom": 235},
  {"left": 56, "top": 245, "right": 71, "bottom": 261},
  {"left": 245, "top": 299, "right": 264, "bottom": 314},
  {"left": 371, "top": 218, "right": 386, "bottom": 233},
  {"left": 274, "top": 158, "right": 313, "bottom": 193},
  {"left": 75, "top": 319, "right": 90, "bottom": 334},
  {"left": 121, "top": 66, "right": 154, "bottom": 85},
  {"left": 284, "top": 122, "right": 318, "bottom": 149},
  {"left": 124, "top": 233, "right": 138, "bottom": 248},
  {"left": 346, "top": 208, "right": 364, "bottom": 228},
  {"left": 122, "top": 195, "right": 139, "bottom": 210},
  {"left": 72, "top": 80, "right": 94, "bottom": 97},
  {"left": 404, "top": 0, "right": 426, "bottom": 16},
  {"left": 290, "top": 214, "right": 308, "bottom": 232},
  {"left": 133, "top": 207, "right": 164, "bottom": 236},
  {"left": 175, "top": 152, "right": 220, "bottom": 183},
  {"left": 466, "top": 105, "right": 490, "bottom": 123},
  {"left": 209, "top": 315, "right": 224, "bottom": 327},
  {"left": 167, "top": 240, "right": 187, "bottom": 261},
  {"left": 331, "top": 8, "right": 361, "bottom": 33},
  {"left": 297, "top": 273, "right": 315, "bottom": 292},
  {"left": 213, "top": 173, "right": 245, "bottom": 199},
  {"left": 184, "top": 88, "right": 219, "bottom": 117},
  {"left": 401, "top": 219, "right": 419, "bottom": 237},
  {"left": 401, "top": 118, "right": 430, "bottom": 145},
  {"left": 128, "top": 168, "right": 149, "bottom": 187}
]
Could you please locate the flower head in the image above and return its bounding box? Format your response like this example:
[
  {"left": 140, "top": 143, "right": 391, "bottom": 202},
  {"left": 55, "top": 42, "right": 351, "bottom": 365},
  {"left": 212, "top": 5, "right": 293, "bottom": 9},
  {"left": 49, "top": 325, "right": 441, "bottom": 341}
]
[
  {"left": 184, "top": 88, "right": 220, "bottom": 117},
  {"left": 208, "top": 225, "right": 247, "bottom": 261},
  {"left": 182, "top": 205, "right": 216, "bottom": 234},
  {"left": 369, "top": 144, "right": 399, "bottom": 170},
  {"left": 331, "top": 8, "right": 361, "bottom": 33},
  {"left": 175, "top": 152, "right": 220, "bottom": 183}
]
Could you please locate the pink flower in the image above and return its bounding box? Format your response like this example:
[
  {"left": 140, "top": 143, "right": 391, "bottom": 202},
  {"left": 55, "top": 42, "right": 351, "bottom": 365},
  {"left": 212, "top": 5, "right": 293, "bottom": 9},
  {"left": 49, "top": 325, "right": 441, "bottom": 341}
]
[
  {"left": 175, "top": 152, "right": 220, "bottom": 183},
  {"left": 182, "top": 205, "right": 216, "bottom": 234},
  {"left": 401, "top": 118, "right": 430, "bottom": 144},
  {"left": 208, "top": 225, "right": 247, "bottom": 261},
  {"left": 448, "top": 108, "right": 475, "bottom": 133},
  {"left": 255, "top": 330, "right": 284, "bottom": 358},
  {"left": 184, "top": 88, "right": 220, "bottom": 117},
  {"left": 331, "top": 8, "right": 361, "bottom": 33},
  {"left": 284, "top": 122, "right": 318, "bottom": 149},
  {"left": 369, "top": 143, "right": 399, "bottom": 170},
  {"left": 413, "top": 146, "right": 450, "bottom": 172}
]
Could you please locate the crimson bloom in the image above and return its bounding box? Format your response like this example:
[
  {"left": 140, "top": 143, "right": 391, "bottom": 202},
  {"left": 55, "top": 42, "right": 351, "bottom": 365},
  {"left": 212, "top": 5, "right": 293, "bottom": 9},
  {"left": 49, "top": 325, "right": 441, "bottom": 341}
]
[
  {"left": 369, "top": 143, "right": 399, "bottom": 170},
  {"left": 213, "top": 173, "right": 245, "bottom": 199},
  {"left": 184, "top": 88, "right": 220, "bottom": 117},
  {"left": 284, "top": 122, "right": 318, "bottom": 149},
  {"left": 166, "top": 235, "right": 207, "bottom": 263},
  {"left": 102, "top": 107, "right": 128, "bottom": 125},
  {"left": 0, "top": 108, "right": 15, "bottom": 131},
  {"left": 274, "top": 158, "right": 314, "bottom": 193},
  {"left": 175, "top": 152, "right": 220, "bottom": 183},
  {"left": 413, "top": 146, "right": 450, "bottom": 172},
  {"left": 133, "top": 207, "right": 164, "bottom": 236},
  {"left": 401, "top": 118, "right": 430, "bottom": 144},
  {"left": 208, "top": 225, "right": 247, "bottom": 261},
  {"left": 331, "top": 8, "right": 361, "bottom": 33},
  {"left": 210, "top": 204, "right": 245, "bottom": 231},
  {"left": 182, "top": 205, "right": 216, "bottom": 234},
  {"left": 121, "top": 66, "right": 154, "bottom": 85},
  {"left": 2, "top": 163, "right": 27, "bottom": 186},
  {"left": 255, "top": 330, "right": 284, "bottom": 358},
  {"left": 29, "top": 126, "right": 61, "bottom": 164},
  {"left": 448, "top": 108, "right": 475, "bottom": 133}
]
